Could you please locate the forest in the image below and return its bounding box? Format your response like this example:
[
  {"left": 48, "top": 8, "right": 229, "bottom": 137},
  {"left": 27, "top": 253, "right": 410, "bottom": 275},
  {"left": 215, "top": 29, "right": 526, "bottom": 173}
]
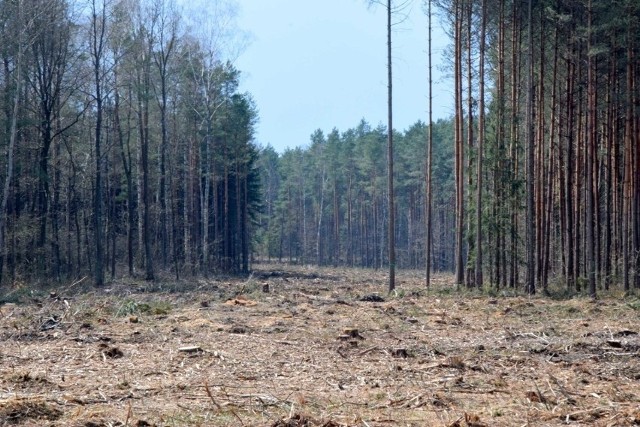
[
  {"left": 257, "top": 0, "right": 640, "bottom": 297},
  {"left": 0, "top": 0, "right": 639, "bottom": 298},
  {"left": 1, "top": 1, "right": 639, "bottom": 425},
  {"left": 0, "top": 0, "right": 260, "bottom": 287}
]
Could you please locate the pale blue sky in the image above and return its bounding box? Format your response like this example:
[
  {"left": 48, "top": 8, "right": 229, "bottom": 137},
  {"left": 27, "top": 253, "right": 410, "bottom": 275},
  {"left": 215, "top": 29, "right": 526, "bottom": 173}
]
[{"left": 234, "top": 0, "right": 452, "bottom": 152}]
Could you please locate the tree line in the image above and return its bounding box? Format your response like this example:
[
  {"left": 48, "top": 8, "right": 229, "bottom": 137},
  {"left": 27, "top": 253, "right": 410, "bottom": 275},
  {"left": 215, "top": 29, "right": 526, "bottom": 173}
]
[
  {"left": 1, "top": 0, "right": 638, "bottom": 296},
  {"left": 256, "top": 0, "right": 640, "bottom": 297},
  {"left": 0, "top": 0, "right": 260, "bottom": 287},
  {"left": 439, "top": 0, "right": 640, "bottom": 296},
  {"left": 257, "top": 120, "right": 456, "bottom": 272}
]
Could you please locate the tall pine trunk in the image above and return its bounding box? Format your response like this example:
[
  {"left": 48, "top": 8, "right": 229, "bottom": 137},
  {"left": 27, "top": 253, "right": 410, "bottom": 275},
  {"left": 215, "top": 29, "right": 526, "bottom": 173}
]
[
  {"left": 525, "top": 0, "right": 536, "bottom": 294},
  {"left": 475, "top": 0, "right": 486, "bottom": 289},
  {"left": 454, "top": 0, "right": 465, "bottom": 287},
  {"left": 586, "top": 0, "right": 596, "bottom": 297},
  {"left": 425, "top": 0, "right": 433, "bottom": 287},
  {"left": 386, "top": 0, "right": 395, "bottom": 292}
]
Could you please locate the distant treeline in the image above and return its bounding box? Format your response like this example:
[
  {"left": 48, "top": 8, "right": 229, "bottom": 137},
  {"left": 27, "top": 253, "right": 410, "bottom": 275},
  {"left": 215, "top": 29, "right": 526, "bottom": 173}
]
[
  {"left": 256, "top": 119, "right": 455, "bottom": 272},
  {"left": 256, "top": 0, "right": 640, "bottom": 296}
]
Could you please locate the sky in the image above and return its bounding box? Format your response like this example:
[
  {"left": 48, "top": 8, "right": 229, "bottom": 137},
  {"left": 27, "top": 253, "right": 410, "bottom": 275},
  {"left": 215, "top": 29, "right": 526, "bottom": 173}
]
[{"left": 234, "top": 0, "right": 453, "bottom": 153}]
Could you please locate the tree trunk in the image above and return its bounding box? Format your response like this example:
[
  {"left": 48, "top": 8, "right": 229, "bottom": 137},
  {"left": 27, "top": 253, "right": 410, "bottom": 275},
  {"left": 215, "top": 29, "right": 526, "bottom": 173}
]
[
  {"left": 454, "top": 0, "right": 465, "bottom": 287},
  {"left": 425, "top": 0, "right": 433, "bottom": 287},
  {"left": 91, "top": 2, "right": 105, "bottom": 287},
  {"left": 140, "top": 40, "right": 154, "bottom": 281},
  {"left": 475, "top": 0, "right": 486, "bottom": 289},
  {"left": 0, "top": 21, "right": 22, "bottom": 286},
  {"left": 586, "top": 0, "right": 596, "bottom": 297},
  {"left": 525, "top": 0, "right": 536, "bottom": 295},
  {"left": 386, "top": 0, "right": 395, "bottom": 292}
]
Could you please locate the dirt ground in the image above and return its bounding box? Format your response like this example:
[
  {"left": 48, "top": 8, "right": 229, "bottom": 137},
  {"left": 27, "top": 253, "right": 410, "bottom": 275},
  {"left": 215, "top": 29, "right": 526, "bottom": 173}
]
[{"left": 0, "top": 264, "right": 639, "bottom": 426}]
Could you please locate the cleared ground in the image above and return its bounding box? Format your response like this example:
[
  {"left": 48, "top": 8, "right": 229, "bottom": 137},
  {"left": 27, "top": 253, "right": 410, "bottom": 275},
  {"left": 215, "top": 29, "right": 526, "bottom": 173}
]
[{"left": 0, "top": 265, "right": 639, "bottom": 426}]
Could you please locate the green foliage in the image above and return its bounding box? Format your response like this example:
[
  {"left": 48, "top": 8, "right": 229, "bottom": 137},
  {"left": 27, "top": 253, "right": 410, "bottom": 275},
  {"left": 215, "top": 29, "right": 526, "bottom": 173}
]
[
  {"left": 626, "top": 300, "right": 640, "bottom": 311},
  {"left": 256, "top": 117, "right": 456, "bottom": 270},
  {"left": 115, "top": 299, "right": 172, "bottom": 317},
  {"left": 116, "top": 299, "right": 144, "bottom": 317},
  {"left": 0, "top": 287, "right": 44, "bottom": 305}
]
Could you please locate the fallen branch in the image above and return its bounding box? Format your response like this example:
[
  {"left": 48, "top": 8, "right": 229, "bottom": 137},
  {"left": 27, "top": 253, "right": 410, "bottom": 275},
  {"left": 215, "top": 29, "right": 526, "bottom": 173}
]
[
  {"left": 564, "top": 406, "right": 613, "bottom": 423},
  {"left": 358, "top": 346, "right": 379, "bottom": 356},
  {"left": 204, "top": 382, "right": 222, "bottom": 411}
]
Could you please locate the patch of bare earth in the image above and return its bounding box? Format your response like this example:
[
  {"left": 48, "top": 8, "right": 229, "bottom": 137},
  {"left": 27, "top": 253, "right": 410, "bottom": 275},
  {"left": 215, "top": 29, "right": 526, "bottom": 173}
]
[{"left": 0, "top": 265, "right": 639, "bottom": 426}]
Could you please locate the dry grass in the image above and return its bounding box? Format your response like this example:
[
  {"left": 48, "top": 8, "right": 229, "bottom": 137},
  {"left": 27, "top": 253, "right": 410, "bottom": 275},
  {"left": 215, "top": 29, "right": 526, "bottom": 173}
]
[{"left": 0, "top": 264, "right": 639, "bottom": 426}]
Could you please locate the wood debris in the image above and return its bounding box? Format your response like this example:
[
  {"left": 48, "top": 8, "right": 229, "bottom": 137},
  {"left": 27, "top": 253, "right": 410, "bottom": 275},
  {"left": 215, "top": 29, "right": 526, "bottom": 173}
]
[
  {"left": 224, "top": 297, "right": 257, "bottom": 306},
  {"left": 178, "top": 346, "right": 202, "bottom": 353},
  {"left": 0, "top": 265, "right": 638, "bottom": 426}
]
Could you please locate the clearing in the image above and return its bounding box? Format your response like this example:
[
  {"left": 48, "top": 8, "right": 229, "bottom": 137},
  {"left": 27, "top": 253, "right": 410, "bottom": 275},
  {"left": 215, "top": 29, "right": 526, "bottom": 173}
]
[{"left": 0, "top": 265, "right": 639, "bottom": 426}]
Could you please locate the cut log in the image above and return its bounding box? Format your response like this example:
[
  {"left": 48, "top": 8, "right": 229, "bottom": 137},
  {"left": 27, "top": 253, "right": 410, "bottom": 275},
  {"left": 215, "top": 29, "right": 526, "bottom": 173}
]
[{"left": 178, "top": 346, "right": 202, "bottom": 353}]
